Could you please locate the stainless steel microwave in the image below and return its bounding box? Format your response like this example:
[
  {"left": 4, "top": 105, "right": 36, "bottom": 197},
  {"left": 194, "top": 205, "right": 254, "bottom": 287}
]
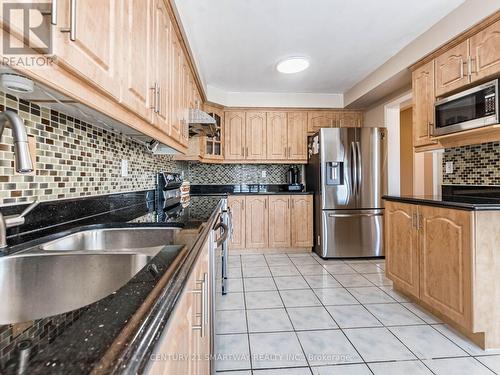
[{"left": 434, "top": 79, "right": 499, "bottom": 136}]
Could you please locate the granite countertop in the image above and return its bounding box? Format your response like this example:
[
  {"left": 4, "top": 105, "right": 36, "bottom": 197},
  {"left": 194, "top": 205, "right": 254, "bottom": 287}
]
[
  {"left": 189, "top": 184, "right": 313, "bottom": 196},
  {"left": 6, "top": 197, "right": 223, "bottom": 374},
  {"left": 383, "top": 194, "right": 500, "bottom": 211}
]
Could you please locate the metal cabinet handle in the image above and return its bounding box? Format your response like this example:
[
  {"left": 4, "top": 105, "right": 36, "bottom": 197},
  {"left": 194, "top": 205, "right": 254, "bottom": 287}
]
[
  {"left": 150, "top": 83, "right": 158, "bottom": 112},
  {"left": 467, "top": 55, "right": 472, "bottom": 79},
  {"left": 428, "top": 122, "right": 434, "bottom": 137},
  {"left": 418, "top": 214, "right": 423, "bottom": 230},
  {"left": 61, "top": 0, "right": 77, "bottom": 41},
  {"left": 288, "top": 146, "right": 291, "bottom": 159},
  {"left": 192, "top": 275, "right": 207, "bottom": 337},
  {"left": 51, "top": 0, "right": 58, "bottom": 25},
  {"left": 156, "top": 85, "right": 161, "bottom": 114},
  {"left": 412, "top": 212, "right": 417, "bottom": 228},
  {"left": 213, "top": 222, "right": 229, "bottom": 248},
  {"left": 246, "top": 147, "right": 249, "bottom": 158},
  {"left": 460, "top": 58, "right": 464, "bottom": 78}
]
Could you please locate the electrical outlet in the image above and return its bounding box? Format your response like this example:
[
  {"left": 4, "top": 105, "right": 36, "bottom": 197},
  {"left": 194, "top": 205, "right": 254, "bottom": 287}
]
[
  {"left": 121, "top": 159, "right": 128, "bottom": 177},
  {"left": 445, "top": 161, "right": 454, "bottom": 174},
  {"left": 261, "top": 170, "right": 267, "bottom": 178}
]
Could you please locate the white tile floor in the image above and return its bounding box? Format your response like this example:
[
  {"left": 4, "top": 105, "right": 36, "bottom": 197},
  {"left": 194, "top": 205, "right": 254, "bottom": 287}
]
[{"left": 215, "top": 252, "right": 500, "bottom": 375}]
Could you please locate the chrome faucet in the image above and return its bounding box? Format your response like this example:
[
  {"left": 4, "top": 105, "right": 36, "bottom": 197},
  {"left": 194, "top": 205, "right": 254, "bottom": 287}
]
[{"left": 0, "top": 110, "right": 37, "bottom": 248}]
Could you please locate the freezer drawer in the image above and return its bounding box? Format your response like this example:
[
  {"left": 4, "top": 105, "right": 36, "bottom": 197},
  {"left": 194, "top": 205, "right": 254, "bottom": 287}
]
[{"left": 318, "top": 209, "right": 384, "bottom": 258}]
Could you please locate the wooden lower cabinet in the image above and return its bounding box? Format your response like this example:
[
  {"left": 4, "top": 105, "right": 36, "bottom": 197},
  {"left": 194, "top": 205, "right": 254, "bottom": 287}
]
[
  {"left": 229, "top": 195, "right": 313, "bottom": 251},
  {"left": 268, "top": 196, "right": 291, "bottom": 248},
  {"left": 385, "top": 200, "right": 500, "bottom": 349},
  {"left": 228, "top": 196, "right": 246, "bottom": 250},
  {"left": 245, "top": 196, "right": 269, "bottom": 248},
  {"left": 147, "top": 241, "right": 211, "bottom": 375},
  {"left": 385, "top": 202, "right": 420, "bottom": 298},
  {"left": 291, "top": 195, "right": 314, "bottom": 247},
  {"left": 419, "top": 205, "right": 473, "bottom": 329}
]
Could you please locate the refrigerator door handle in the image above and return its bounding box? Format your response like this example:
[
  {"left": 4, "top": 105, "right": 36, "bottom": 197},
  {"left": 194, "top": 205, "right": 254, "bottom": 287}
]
[
  {"left": 328, "top": 212, "right": 383, "bottom": 218},
  {"left": 350, "top": 142, "right": 357, "bottom": 196},
  {"left": 356, "top": 141, "right": 362, "bottom": 196}
]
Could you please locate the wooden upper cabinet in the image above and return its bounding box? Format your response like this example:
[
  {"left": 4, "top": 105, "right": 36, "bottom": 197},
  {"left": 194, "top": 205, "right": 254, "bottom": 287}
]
[
  {"left": 245, "top": 112, "right": 267, "bottom": 160},
  {"left": 266, "top": 112, "right": 287, "bottom": 160},
  {"left": 287, "top": 112, "right": 308, "bottom": 161},
  {"left": 307, "top": 111, "right": 337, "bottom": 133},
  {"left": 119, "top": 0, "right": 154, "bottom": 123},
  {"left": 225, "top": 112, "right": 246, "bottom": 160},
  {"left": 339, "top": 112, "right": 362, "bottom": 128},
  {"left": 268, "top": 196, "right": 291, "bottom": 248},
  {"left": 413, "top": 61, "right": 436, "bottom": 147},
  {"left": 435, "top": 40, "right": 470, "bottom": 97},
  {"left": 169, "top": 37, "right": 182, "bottom": 142},
  {"left": 228, "top": 196, "right": 245, "bottom": 250},
  {"left": 385, "top": 201, "right": 420, "bottom": 298},
  {"left": 470, "top": 19, "right": 500, "bottom": 83},
  {"left": 245, "top": 196, "right": 269, "bottom": 249},
  {"left": 291, "top": 195, "right": 313, "bottom": 247},
  {"left": 152, "top": 0, "right": 171, "bottom": 134},
  {"left": 54, "top": 0, "right": 120, "bottom": 100},
  {"left": 418, "top": 205, "right": 473, "bottom": 329}
]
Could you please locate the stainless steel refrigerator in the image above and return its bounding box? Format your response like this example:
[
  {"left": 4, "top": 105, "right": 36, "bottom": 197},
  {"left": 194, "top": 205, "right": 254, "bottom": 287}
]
[{"left": 306, "top": 128, "right": 387, "bottom": 258}]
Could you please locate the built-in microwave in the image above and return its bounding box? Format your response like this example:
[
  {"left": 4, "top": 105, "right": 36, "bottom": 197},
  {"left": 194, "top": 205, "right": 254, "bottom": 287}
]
[{"left": 434, "top": 79, "right": 499, "bottom": 136}]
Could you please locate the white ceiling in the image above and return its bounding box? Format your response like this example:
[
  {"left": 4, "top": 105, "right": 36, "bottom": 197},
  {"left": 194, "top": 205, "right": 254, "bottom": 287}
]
[{"left": 174, "top": 0, "right": 466, "bottom": 105}]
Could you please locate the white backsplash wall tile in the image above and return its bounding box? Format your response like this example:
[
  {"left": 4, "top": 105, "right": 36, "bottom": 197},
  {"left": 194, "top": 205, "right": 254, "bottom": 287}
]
[
  {"left": 0, "top": 91, "right": 187, "bottom": 205},
  {"left": 443, "top": 142, "right": 500, "bottom": 185}
]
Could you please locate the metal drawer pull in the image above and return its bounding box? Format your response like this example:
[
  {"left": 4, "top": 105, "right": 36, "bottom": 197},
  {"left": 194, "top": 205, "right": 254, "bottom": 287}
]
[
  {"left": 328, "top": 213, "right": 383, "bottom": 218},
  {"left": 60, "top": 0, "right": 77, "bottom": 41},
  {"left": 213, "top": 222, "right": 229, "bottom": 248},
  {"left": 192, "top": 277, "right": 206, "bottom": 337}
]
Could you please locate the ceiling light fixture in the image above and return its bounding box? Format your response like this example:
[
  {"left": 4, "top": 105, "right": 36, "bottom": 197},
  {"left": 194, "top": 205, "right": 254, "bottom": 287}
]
[{"left": 276, "top": 57, "right": 310, "bottom": 74}]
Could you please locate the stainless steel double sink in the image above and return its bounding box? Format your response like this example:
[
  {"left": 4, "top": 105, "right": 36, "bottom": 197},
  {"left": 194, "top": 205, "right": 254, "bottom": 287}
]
[{"left": 0, "top": 227, "right": 182, "bottom": 324}]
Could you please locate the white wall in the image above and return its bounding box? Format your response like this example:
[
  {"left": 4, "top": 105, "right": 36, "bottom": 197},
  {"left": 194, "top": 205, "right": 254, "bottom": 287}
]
[
  {"left": 345, "top": 0, "right": 500, "bottom": 107},
  {"left": 207, "top": 85, "right": 344, "bottom": 108}
]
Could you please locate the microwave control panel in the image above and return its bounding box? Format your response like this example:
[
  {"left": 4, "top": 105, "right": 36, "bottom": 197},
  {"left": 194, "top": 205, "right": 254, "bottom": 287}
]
[{"left": 485, "top": 93, "right": 496, "bottom": 115}]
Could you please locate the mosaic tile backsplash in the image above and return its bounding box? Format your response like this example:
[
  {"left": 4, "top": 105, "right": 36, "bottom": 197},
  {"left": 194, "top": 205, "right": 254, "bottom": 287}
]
[
  {"left": 0, "top": 91, "right": 185, "bottom": 206},
  {"left": 443, "top": 141, "right": 500, "bottom": 185},
  {"left": 187, "top": 163, "right": 298, "bottom": 185}
]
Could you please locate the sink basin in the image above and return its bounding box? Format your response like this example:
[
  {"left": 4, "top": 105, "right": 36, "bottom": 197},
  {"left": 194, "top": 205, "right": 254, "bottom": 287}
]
[
  {"left": 41, "top": 227, "right": 178, "bottom": 251},
  {"left": 0, "top": 227, "right": 183, "bottom": 324}
]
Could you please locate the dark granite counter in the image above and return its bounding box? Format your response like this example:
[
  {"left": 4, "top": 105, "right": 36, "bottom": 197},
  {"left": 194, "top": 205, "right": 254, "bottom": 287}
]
[
  {"left": 190, "top": 184, "right": 312, "bottom": 196},
  {"left": 1, "top": 192, "right": 223, "bottom": 374},
  {"left": 383, "top": 185, "right": 500, "bottom": 211}
]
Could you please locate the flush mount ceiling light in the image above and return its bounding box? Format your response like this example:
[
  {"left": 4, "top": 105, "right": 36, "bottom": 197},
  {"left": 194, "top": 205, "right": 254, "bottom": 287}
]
[{"left": 276, "top": 57, "right": 310, "bottom": 74}]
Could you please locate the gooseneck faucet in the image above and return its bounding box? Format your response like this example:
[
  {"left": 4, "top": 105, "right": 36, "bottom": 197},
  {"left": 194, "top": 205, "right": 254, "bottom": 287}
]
[{"left": 0, "top": 110, "right": 37, "bottom": 248}]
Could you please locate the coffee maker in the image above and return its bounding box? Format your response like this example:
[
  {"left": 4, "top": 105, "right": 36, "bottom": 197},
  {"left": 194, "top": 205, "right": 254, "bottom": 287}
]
[{"left": 287, "top": 166, "right": 303, "bottom": 191}]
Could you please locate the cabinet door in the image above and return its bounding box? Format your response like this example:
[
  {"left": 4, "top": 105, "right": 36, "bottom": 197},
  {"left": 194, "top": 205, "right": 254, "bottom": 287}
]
[
  {"left": 54, "top": 0, "right": 120, "bottom": 99},
  {"left": 385, "top": 202, "right": 419, "bottom": 298},
  {"left": 470, "top": 19, "right": 500, "bottom": 83},
  {"left": 291, "top": 195, "right": 313, "bottom": 247},
  {"left": 268, "top": 196, "right": 291, "bottom": 248},
  {"left": 339, "top": 112, "right": 362, "bottom": 128},
  {"left": 266, "top": 112, "right": 288, "bottom": 160},
  {"left": 435, "top": 40, "right": 470, "bottom": 97},
  {"left": 224, "top": 112, "right": 246, "bottom": 160},
  {"left": 119, "top": 0, "right": 154, "bottom": 123},
  {"left": 169, "top": 36, "right": 182, "bottom": 142},
  {"left": 193, "top": 241, "right": 211, "bottom": 375},
  {"left": 245, "top": 112, "right": 267, "bottom": 160},
  {"left": 419, "top": 205, "right": 473, "bottom": 329},
  {"left": 228, "top": 196, "right": 246, "bottom": 250},
  {"left": 153, "top": 0, "right": 171, "bottom": 134},
  {"left": 147, "top": 266, "right": 195, "bottom": 375},
  {"left": 245, "top": 196, "right": 269, "bottom": 249},
  {"left": 413, "top": 61, "right": 436, "bottom": 147},
  {"left": 307, "top": 111, "right": 337, "bottom": 133},
  {"left": 287, "top": 112, "right": 308, "bottom": 161}
]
